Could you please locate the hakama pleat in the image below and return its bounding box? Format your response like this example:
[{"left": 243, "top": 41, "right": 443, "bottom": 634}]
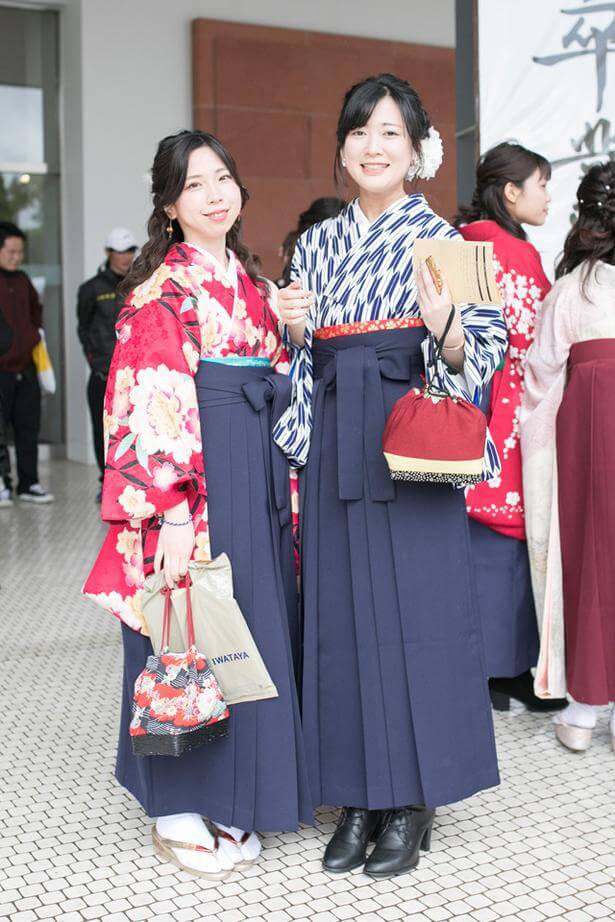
[
  {"left": 116, "top": 362, "right": 313, "bottom": 830},
  {"left": 556, "top": 339, "right": 615, "bottom": 704},
  {"left": 301, "top": 328, "right": 500, "bottom": 811},
  {"left": 468, "top": 519, "right": 539, "bottom": 677}
]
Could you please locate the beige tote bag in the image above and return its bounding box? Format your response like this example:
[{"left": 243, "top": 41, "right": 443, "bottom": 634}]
[{"left": 141, "top": 555, "right": 278, "bottom": 705}]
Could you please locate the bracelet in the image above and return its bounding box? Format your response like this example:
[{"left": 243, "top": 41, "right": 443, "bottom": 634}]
[
  {"left": 161, "top": 515, "right": 193, "bottom": 527},
  {"left": 442, "top": 337, "right": 465, "bottom": 351}
]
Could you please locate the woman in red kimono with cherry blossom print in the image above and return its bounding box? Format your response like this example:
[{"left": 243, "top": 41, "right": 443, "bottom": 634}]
[
  {"left": 455, "top": 142, "right": 566, "bottom": 713},
  {"left": 83, "top": 130, "right": 313, "bottom": 881}
]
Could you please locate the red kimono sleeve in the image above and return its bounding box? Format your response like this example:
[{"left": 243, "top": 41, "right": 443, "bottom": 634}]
[{"left": 101, "top": 295, "right": 204, "bottom": 524}]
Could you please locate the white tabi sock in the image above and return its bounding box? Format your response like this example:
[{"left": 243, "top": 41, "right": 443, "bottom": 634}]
[
  {"left": 610, "top": 703, "right": 615, "bottom": 736},
  {"left": 554, "top": 699, "right": 597, "bottom": 730},
  {"left": 214, "top": 821, "right": 262, "bottom": 863},
  {"left": 156, "top": 812, "right": 233, "bottom": 872}
]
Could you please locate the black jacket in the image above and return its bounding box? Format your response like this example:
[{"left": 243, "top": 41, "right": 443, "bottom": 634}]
[{"left": 77, "top": 264, "right": 124, "bottom": 376}]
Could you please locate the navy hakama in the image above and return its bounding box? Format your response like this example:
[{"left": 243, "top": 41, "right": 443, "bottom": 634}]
[
  {"left": 300, "top": 327, "right": 500, "bottom": 811},
  {"left": 116, "top": 361, "right": 313, "bottom": 831},
  {"left": 468, "top": 520, "right": 539, "bottom": 677}
]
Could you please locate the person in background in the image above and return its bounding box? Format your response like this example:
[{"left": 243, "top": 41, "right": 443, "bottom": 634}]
[
  {"left": 522, "top": 161, "right": 615, "bottom": 752},
  {"left": 278, "top": 198, "right": 346, "bottom": 288},
  {"left": 455, "top": 142, "right": 566, "bottom": 713},
  {"left": 77, "top": 227, "right": 137, "bottom": 501},
  {"left": 0, "top": 305, "right": 13, "bottom": 508},
  {"left": 0, "top": 221, "right": 53, "bottom": 504}
]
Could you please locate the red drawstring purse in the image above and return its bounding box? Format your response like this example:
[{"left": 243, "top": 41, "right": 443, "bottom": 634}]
[
  {"left": 383, "top": 306, "right": 487, "bottom": 486},
  {"left": 130, "top": 573, "right": 230, "bottom": 756}
]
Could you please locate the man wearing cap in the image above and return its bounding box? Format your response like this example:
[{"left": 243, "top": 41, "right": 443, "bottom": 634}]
[{"left": 77, "top": 228, "right": 137, "bottom": 501}]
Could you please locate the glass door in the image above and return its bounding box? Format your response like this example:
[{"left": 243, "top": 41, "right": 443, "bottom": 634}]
[{"left": 0, "top": 7, "right": 62, "bottom": 445}]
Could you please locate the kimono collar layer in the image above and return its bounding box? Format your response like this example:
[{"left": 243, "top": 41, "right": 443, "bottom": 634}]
[{"left": 183, "top": 241, "right": 239, "bottom": 297}]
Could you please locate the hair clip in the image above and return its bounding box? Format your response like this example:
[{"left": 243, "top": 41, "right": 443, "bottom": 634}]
[
  {"left": 578, "top": 198, "right": 585, "bottom": 204},
  {"left": 597, "top": 201, "right": 603, "bottom": 207},
  {"left": 605, "top": 184, "right": 611, "bottom": 192}
]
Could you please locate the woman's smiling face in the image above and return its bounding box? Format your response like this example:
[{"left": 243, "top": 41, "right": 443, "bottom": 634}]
[
  {"left": 166, "top": 145, "right": 242, "bottom": 244},
  {"left": 341, "top": 94, "right": 417, "bottom": 197}
]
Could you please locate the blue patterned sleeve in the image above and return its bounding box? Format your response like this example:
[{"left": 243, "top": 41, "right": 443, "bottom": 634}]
[
  {"left": 418, "top": 224, "right": 508, "bottom": 481},
  {"left": 273, "top": 237, "right": 315, "bottom": 466},
  {"left": 422, "top": 301, "right": 508, "bottom": 480}
]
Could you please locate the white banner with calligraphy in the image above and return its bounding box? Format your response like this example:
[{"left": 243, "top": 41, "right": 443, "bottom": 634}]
[{"left": 478, "top": 0, "right": 615, "bottom": 275}]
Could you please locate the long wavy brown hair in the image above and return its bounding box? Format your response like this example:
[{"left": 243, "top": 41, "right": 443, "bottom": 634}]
[
  {"left": 556, "top": 160, "right": 615, "bottom": 297},
  {"left": 120, "top": 130, "right": 266, "bottom": 297}
]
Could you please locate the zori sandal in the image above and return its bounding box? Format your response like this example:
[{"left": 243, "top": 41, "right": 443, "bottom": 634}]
[
  {"left": 151, "top": 826, "right": 232, "bottom": 879},
  {"left": 213, "top": 825, "right": 262, "bottom": 868}
]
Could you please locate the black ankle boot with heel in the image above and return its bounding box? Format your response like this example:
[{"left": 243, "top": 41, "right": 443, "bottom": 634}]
[
  {"left": 363, "top": 805, "right": 435, "bottom": 879},
  {"left": 322, "top": 807, "right": 384, "bottom": 873},
  {"left": 489, "top": 670, "right": 567, "bottom": 712}
]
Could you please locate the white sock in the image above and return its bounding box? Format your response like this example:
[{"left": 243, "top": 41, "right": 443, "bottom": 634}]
[
  {"left": 610, "top": 704, "right": 615, "bottom": 736},
  {"left": 555, "top": 699, "right": 597, "bottom": 730},
  {"left": 214, "top": 821, "right": 262, "bottom": 863},
  {"left": 216, "top": 822, "right": 245, "bottom": 841},
  {"left": 156, "top": 812, "right": 233, "bottom": 872}
]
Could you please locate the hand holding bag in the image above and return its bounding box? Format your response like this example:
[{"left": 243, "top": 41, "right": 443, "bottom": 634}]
[
  {"left": 141, "top": 555, "right": 278, "bottom": 705},
  {"left": 130, "top": 573, "right": 230, "bottom": 757},
  {"left": 383, "top": 305, "right": 487, "bottom": 485}
]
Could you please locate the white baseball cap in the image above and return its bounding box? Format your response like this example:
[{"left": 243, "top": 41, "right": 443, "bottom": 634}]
[{"left": 106, "top": 227, "right": 138, "bottom": 251}]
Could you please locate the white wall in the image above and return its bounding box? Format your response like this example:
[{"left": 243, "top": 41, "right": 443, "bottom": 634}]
[
  {"left": 79, "top": 0, "right": 455, "bottom": 278},
  {"left": 2, "top": 0, "right": 455, "bottom": 462}
]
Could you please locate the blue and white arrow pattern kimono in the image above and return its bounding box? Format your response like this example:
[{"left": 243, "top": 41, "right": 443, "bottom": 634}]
[{"left": 274, "top": 193, "right": 507, "bottom": 479}]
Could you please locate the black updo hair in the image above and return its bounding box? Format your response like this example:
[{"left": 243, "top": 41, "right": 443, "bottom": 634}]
[
  {"left": 334, "top": 73, "right": 431, "bottom": 185},
  {"left": 455, "top": 141, "right": 551, "bottom": 241},
  {"left": 556, "top": 160, "right": 615, "bottom": 295}
]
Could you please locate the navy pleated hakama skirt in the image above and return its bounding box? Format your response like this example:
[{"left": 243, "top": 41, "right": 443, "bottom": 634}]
[
  {"left": 300, "top": 326, "right": 500, "bottom": 811},
  {"left": 116, "top": 361, "right": 313, "bottom": 831},
  {"left": 468, "top": 520, "right": 539, "bottom": 678},
  {"left": 467, "top": 382, "right": 539, "bottom": 678}
]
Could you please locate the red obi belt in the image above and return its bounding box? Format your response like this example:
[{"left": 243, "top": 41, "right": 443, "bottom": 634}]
[{"left": 314, "top": 316, "right": 425, "bottom": 340}]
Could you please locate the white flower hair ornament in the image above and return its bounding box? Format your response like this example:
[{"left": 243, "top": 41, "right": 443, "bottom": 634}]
[{"left": 408, "top": 127, "right": 444, "bottom": 181}]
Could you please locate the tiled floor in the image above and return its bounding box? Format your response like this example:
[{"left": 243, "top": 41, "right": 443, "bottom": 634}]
[{"left": 1, "top": 459, "right": 614, "bottom": 922}]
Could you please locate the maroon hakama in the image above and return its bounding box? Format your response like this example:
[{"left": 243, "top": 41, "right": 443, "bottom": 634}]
[{"left": 557, "top": 339, "right": 615, "bottom": 703}]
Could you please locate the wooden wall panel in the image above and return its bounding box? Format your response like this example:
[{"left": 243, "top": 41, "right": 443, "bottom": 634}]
[{"left": 192, "top": 19, "right": 456, "bottom": 279}]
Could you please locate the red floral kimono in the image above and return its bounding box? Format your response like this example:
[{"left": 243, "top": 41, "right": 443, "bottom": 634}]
[
  {"left": 460, "top": 221, "right": 551, "bottom": 540},
  {"left": 83, "top": 242, "right": 290, "bottom": 632}
]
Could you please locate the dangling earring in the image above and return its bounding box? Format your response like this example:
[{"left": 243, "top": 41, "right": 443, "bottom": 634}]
[{"left": 166, "top": 215, "right": 173, "bottom": 238}]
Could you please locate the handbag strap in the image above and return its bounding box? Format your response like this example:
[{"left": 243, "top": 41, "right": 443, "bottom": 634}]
[
  {"left": 184, "top": 571, "right": 195, "bottom": 648},
  {"left": 160, "top": 571, "right": 195, "bottom": 650},
  {"left": 161, "top": 586, "right": 172, "bottom": 650},
  {"left": 428, "top": 305, "right": 456, "bottom": 393}
]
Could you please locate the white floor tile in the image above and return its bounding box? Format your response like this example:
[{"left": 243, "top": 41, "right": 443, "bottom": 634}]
[{"left": 2, "top": 459, "right": 615, "bottom": 922}]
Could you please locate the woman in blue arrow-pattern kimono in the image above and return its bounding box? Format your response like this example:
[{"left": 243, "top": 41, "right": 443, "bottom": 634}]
[{"left": 274, "top": 74, "right": 507, "bottom": 880}]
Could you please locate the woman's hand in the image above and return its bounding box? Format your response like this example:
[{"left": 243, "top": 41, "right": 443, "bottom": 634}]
[
  {"left": 278, "top": 281, "right": 314, "bottom": 347},
  {"left": 154, "top": 498, "right": 196, "bottom": 589},
  {"left": 416, "top": 259, "right": 465, "bottom": 370}
]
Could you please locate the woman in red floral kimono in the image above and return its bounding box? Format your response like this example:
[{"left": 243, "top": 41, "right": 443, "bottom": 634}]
[
  {"left": 456, "top": 142, "right": 566, "bottom": 712},
  {"left": 83, "top": 130, "right": 312, "bottom": 880}
]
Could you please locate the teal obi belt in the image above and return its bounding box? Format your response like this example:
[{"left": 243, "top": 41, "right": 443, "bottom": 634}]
[{"left": 202, "top": 356, "right": 272, "bottom": 367}]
